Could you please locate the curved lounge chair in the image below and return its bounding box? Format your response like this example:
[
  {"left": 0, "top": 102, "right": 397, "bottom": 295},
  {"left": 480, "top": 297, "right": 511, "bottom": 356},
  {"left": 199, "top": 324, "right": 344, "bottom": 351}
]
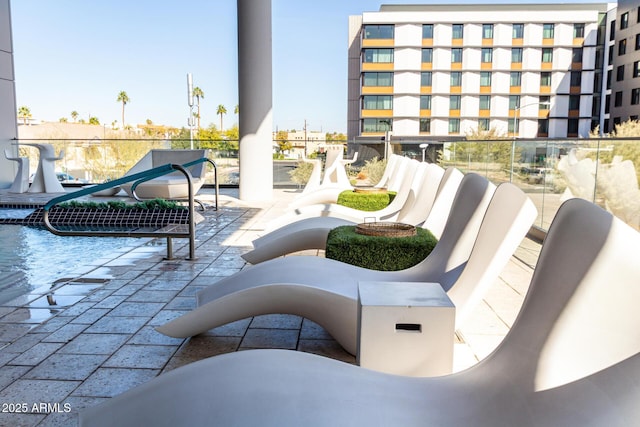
[
  {"left": 120, "top": 149, "right": 208, "bottom": 200},
  {"left": 242, "top": 164, "right": 458, "bottom": 265},
  {"left": 266, "top": 159, "right": 422, "bottom": 233},
  {"left": 289, "top": 153, "right": 403, "bottom": 210},
  {"left": 158, "top": 173, "right": 537, "bottom": 355},
  {"left": 80, "top": 199, "right": 640, "bottom": 427}
]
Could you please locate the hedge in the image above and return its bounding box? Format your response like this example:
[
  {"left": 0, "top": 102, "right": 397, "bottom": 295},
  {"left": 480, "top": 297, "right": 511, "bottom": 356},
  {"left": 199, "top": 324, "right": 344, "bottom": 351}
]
[
  {"left": 336, "top": 190, "right": 397, "bottom": 211},
  {"left": 325, "top": 225, "right": 438, "bottom": 271}
]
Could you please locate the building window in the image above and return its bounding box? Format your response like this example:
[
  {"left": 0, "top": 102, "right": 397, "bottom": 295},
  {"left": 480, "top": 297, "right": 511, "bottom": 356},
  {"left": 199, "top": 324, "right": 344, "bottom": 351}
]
[
  {"left": 539, "top": 96, "right": 551, "bottom": 110},
  {"left": 482, "top": 24, "right": 494, "bottom": 39},
  {"left": 619, "top": 39, "right": 627, "bottom": 56},
  {"left": 542, "top": 48, "right": 553, "bottom": 63},
  {"left": 422, "top": 24, "right": 433, "bottom": 39},
  {"left": 594, "top": 72, "right": 602, "bottom": 91},
  {"left": 510, "top": 71, "right": 522, "bottom": 87},
  {"left": 364, "top": 25, "right": 394, "bottom": 39},
  {"left": 592, "top": 96, "right": 601, "bottom": 116},
  {"left": 543, "top": 23, "right": 554, "bottom": 39},
  {"left": 422, "top": 48, "right": 433, "bottom": 63},
  {"left": 421, "top": 71, "right": 432, "bottom": 86},
  {"left": 509, "top": 95, "right": 520, "bottom": 110},
  {"left": 451, "top": 48, "right": 462, "bottom": 63},
  {"left": 480, "top": 71, "right": 492, "bottom": 87},
  {"left": 363, "top": 49, "right": 393, "bottom": 63},
  {"left": 605, "top": 94, "right": 611, "bottom": 113},
  {"left": 610, "top": 21, "right": 616, "bottom": 40},
  {"left": 363, "top": 72, "right": 393, "bottom": 87},
  {"left": 479, "top": 95, "right": 491, "bottom": 110},
  {"left": 634, "top": 61, "right": 640, "bottom": 78},
  {"left": 572, "top": 48, "right": 583, "bottom": 63},
  {"left": 507, "top": 118, "right": 518, "bottom": 134},
  {"left": 570, "top": 71, "right": 582, "bottom": 87},
  {"left": 448, "top": 118, "right": 460, "bottom": 133},
  {"left": 450, "top": 95, "right": 461, "bottom": 110},
  {"left": 538, "top": 119, "right": 549, "bottom": 135},
  {"left": 452, "top": 24, "right": 464, "bottom": 39},
  {"left": 450, "top": 72, "right": 462, "bottom": 87},
  {"left": 512, "top": 48, "right": 523, "bottom": 63},
  {"left": 568, "top": 119, "right": 579, "bottom": 136},
  {"left": 615, "top": 91, "right": 623, "bottom": 107},
  {"left": 574, "top": 23, "right": 585, "bottom": 38},
  {"left": 569, "top": 95, "right": 580, "bottom": 111},
  {"left": 637, "top": 7, "right": 640, "bottom": 23},
  {"left": 632, "top": 88, "right": 640, "bottom": 105},
  {"left": 481, "top": 48, "right": 493, "bottom": 63},
  {"left": 621, "top": 12, "right": 629, "bottom": 30},
  {"left": 617, "top": 65, "right": 625, "bottom": 81},
  {"left": 607, "top": 70, "right": 612, "bottom": 89},
  {"left": 420, "top": 95, "right": 432, "bottom": 110},
  {"left": 512, "top": 23, "right": 524, "bottom": 39},
  {"left": 636, "top": 34, "right": 640, "bottom": 50},
  {"left": 478, "top": 118, "right": 490, "bottom": 131},
  {"left": 419, "top": 118, "right": 431, "bottom": 133},
  {"left": 609, "top": 45, "right": 614, "bottom": 65},
  {"left": 362, "top": 95, "right": 393, "bottom": 110},
  {"left": 540, "top": 72, "right": 552, "bottom": 87},
  {"left": 362, "top": 118, "right": 392, "bottom": 132}
]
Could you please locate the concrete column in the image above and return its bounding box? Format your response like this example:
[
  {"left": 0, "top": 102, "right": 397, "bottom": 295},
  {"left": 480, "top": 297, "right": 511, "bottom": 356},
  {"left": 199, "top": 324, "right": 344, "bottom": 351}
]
[
  {"left": 237, "top": 0, "right": 273, "bottom": 201},
  {"left": 0, "top": 0, "right": 18, "bottom": 189}
]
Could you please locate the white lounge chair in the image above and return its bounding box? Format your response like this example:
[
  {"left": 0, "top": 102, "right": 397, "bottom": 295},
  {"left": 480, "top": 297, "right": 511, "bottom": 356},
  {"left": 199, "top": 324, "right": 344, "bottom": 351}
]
[
  {"left": 157, "top": 173, "right": 536, "bottom": 355},
  {"left": 242, "top": 164, "right": 458, "bottom": 265},
  {"left": 120, "top": 149, "right": 208, "bottom": 200},
  {"left": 81, "top": 198, "right": 640, "bottom": 427}
]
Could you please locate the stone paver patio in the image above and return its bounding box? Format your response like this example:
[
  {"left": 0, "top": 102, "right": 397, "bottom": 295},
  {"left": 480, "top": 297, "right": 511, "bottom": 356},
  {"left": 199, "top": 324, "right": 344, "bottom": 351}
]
[{"left": 0, "top": 187, "right": 538, "bottom": 426}]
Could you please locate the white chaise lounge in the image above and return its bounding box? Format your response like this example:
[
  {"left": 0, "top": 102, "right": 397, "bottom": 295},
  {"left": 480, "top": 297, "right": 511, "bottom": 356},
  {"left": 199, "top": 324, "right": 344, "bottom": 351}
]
[
  {"left": 120, "top": 149, "right": 208, "bottom": 200},
  {"left": 79, "top": 199, "right": 638, "bottom": 427}
]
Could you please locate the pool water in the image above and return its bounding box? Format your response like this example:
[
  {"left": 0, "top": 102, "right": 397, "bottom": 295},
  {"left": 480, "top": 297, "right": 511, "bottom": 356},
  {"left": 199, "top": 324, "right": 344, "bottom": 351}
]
[{"left": 0, "top": 224, "right": 144, "bottom": 305}]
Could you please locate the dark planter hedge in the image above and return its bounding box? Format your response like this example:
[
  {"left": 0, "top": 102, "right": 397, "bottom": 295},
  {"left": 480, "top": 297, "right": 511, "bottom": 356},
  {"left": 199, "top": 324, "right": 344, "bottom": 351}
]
[
  {"left": 325, "top": 225, "right": 438, "bottom": 271},
  {"left": 336, "top": 190, "right": 397, "bottom": 211}
]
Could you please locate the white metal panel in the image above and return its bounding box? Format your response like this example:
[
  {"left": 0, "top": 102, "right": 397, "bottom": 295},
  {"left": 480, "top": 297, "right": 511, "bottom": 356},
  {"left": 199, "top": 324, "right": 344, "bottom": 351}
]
[
  {"left": 494, "top": 23, "right": 512, "bottom": 46},
  {"left": 523, "top": 47, "right": 542, "bottom": 69},
  {"left": 493, "top": 47, "right": 511, "bottom": 70},
  {"left": 554, "top": 48, "right": 573, "bottom": 71},
  {"left": 0, "top": 0, "right": 11, "bottom": 53},
  {"left": 395, "top": 47, "right": 421, "bottom": 71},
  {"left": 432, "top": 95, "right": 449, "bottom": 116},
  {"left": 554, "top": 95, "right": 570, "bottom": 114},
  {"left": 549, "top": 118, "right": 568, "bottom": 138},
  {"left": 465, "top": 24, "right": 482, "bottom": 47},
  {"left": 555, "top": 23, "right": 574, "bottom": 46},
  {"left": 580, "top": 93, "right": 594, "bottom": 117},
  {"left": 394, "top": 94, "right": 420, "bottom": 117},
  {"left": 460, "top": 95, "right": 477, "bottom": 117},
  {"left": 393, "top": 118, "right": 419, "bottom": 136},
  {"left": 395, "top": 23, "right": 422, "bottom": 47},
  {"left": 582, "top": 46, "right": 597, "bottom": 70},
  {"left": 578, "top": 118, "right": 592, "bottom": 137},
  {"left": 521, "top": 72, "right": 539, "bottom": 93},
  {"left": 464, "top": 48, "right": 481, "bottom": 71},
  {"left": 492, "top": 71, "right": 511, "bottom": 93},
  {"left": 463, "top": 72, "right": 479, "bottom": 92},
  {"left": 526, "top": 23, "right": 543, "bottom": 45},
  {"left": 432, "top": 72, "right": 450, "bottom": 93},
  {"left": 433, "top": 24, "right": 451, "bottom": 46},
  {"left": 584, "top": 22, "right": 599, "bottom": 46},
  {"left": 433, "top": 47, "right": 450, "bottom": 69},
  {"left": 581, "top": 71, "right": 595, "bottom": 95},
  {"left": 431, "top": 118, "right": 449, "bottom": 135},
  {"left": 492, "top": 95, "right": 510, "bottom": 116},
  {"left": 553, "top": 71, "right": 570, "bottom": 93},
  {"left": 394, "top": 71, "right": 420, "bottom": 94}
]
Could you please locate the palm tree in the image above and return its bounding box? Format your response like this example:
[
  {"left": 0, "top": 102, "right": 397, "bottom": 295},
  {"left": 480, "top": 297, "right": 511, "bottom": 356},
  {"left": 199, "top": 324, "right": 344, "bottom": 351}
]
[
  {"left": 71, "top": 110, "right": 79, "bottom": 122},
  {"left": 217, "top": 104, "right": 227, "bottom": 131},
  {"left": 17, "top": 106, "right": 31, "bottom": 125},
  {"left": 193, "top": 87, "right": 204, "bottom": 129},
  {"left": 116, "top": 91, "right": 130, "bottom": 129},
  {"left": 234, "top": 104, "right": 239, "bottom": 114}
]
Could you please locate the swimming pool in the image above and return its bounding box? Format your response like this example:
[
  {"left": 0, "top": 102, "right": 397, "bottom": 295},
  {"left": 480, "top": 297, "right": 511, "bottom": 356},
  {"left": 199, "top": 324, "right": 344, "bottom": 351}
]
[{"left": 0, "top": 223, "right": 147, "bottom": 305}]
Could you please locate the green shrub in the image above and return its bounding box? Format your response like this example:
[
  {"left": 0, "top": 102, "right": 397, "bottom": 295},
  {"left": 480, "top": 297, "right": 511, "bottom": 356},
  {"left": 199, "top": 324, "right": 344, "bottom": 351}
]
[
  {"left": 326, "top": 225, "right": 438, "bottom": 271},
  {"left": 288, "top": 161, "right": 315, "bottom": 186},
  {"left": 362, "top": 157, "right": 387, "bottom": 186},
  {"left": 57, "top": 198, "right": 185, "bottom": 210},
  {"left": 336, "top": 190, "right": 397, "bottom": 211}
]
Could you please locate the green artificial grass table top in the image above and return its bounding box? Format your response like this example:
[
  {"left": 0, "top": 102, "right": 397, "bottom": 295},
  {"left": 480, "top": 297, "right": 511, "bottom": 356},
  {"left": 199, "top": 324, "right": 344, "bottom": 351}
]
[{"left": 326, "top": 224, "right": 438, "bottom": 271}]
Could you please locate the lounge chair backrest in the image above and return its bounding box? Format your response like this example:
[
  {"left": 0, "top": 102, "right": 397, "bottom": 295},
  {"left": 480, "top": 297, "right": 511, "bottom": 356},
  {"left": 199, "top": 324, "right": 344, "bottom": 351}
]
[
  {"left": 421, "top": 167, "right": 464, "bottom": 239},
  {"left": 396, "top": 163, "right": 445, "bottom": 225},
  {"left": 403, "top": 173, "right": 495, "bottom": 287},
  {"left": 151, "top": 149, "right": 206, "bottom": 178},
  {"left": 377, "top": 159, "right": 423, "bottom": 220},
  {"left": 374, "top": 154, "right": 400, "bottom": 189},
  {"left": 487, "top": 198, "right": 640, "bottom": 393},
  {"left": 446, "top": 182, "right": 537, "bottom": 326}
]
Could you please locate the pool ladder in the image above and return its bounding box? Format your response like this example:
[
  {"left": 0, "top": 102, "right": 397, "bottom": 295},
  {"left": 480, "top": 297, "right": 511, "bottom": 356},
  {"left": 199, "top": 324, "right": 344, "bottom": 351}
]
[{"left": 42, "top": 158, "right": 218, "bottom": 260}]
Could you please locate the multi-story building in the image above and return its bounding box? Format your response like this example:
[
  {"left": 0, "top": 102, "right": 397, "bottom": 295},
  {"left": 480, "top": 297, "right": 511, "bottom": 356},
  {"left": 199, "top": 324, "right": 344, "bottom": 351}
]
[
  {"left": 348, "top": 3, "right": 616, "bottom": 155},
  {"left": 608, "top": 0, "right": 640, "bottom": 130}
]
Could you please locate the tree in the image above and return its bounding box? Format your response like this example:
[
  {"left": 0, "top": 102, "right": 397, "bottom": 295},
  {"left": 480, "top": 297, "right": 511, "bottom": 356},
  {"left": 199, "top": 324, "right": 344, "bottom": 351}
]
[
  {"left": 71, "top": 111, "right": 79, "bottom": 122},
  {"left": 217, "top": 104, "right": 227, "bottom": 131},
  {"left": 234, "top": 104, "right": 239, "bottom": 114},
  {"left": 59, "top": 117, "right": 68, "bottom": 123},
  {"left": 193, "top": 87, "right": 204, "bottom": 130},
  {"left": 117, "top": 91, "right": 130, "bottom": 129},
  {"left": 17, "top": 106, "right": 31, "bottom": 125},
  {"left": 89, "top": 116, "right": 100, "bottom": 125}
]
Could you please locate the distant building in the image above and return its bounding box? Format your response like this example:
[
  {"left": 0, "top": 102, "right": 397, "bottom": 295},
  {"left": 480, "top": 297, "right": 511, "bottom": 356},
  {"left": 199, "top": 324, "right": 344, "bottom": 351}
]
[
  {"left": 348, "top": 3, "right": 616, "bottom": 156},
  {"left": 607, "top": 0, "right": 640, "bottom": 131}
]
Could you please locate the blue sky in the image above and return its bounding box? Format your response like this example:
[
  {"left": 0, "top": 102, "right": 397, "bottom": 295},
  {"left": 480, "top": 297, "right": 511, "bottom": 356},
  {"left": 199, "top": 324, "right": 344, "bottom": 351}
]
[{"left": 11, "top": 0, "right": 605, "bottom": 133}]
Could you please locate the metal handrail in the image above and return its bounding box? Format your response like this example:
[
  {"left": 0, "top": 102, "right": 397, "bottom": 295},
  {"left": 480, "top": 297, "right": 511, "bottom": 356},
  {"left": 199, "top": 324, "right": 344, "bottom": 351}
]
[{"left": 41, "top": 159, "right": 218, "bottom": 260}]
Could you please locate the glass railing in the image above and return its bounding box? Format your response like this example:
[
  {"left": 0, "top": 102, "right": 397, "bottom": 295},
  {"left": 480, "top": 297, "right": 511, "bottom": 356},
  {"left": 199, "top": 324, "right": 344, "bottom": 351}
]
[
  {"left": 438, "top": 137, "right": 640, "bottom": 232},
  {"left": 10, "top": 137, "right": 639, "bottom": 233}
]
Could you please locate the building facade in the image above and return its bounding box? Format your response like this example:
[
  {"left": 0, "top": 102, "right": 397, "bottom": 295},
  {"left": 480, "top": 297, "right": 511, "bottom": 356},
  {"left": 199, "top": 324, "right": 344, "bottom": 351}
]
[
  {"left": 348, "top": 3, "right": 616, "bottom": 153},
  {"left": 608, "top": 0, "right": 640, "bottom": 130}
]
